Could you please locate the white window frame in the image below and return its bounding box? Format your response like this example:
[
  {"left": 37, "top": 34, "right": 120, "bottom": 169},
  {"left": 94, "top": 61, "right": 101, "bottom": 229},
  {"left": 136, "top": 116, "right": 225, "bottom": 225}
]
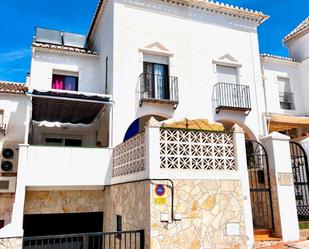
[
  {"left": 43, "top": 134, "right": 83, "bottom": 146},
  {"left": 215, "top": 64, "right": 240, "bottom": 84}
]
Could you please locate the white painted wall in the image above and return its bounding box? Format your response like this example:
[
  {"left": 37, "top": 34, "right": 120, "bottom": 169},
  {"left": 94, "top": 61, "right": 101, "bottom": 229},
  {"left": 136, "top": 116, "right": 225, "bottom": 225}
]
[
  {"left": 288, "top": 33, "right": 309, "bottom": 62},
  {"left": 262, "top": 59, "right": 305, "bottom": 115},
  {"left": 0, "top": 94, "right": 29, "bottom": 146},
  {"left": 109, "top": 0, "right": 266, "bottom": 145},
  {"left": 29, "top": 49, "right": 103, "bottom": 94},
  {"left": 261, "top": 132, "right": 300, "bottom": 241},
  {"left": 22, "top": 145, "right": 112, "bottom": 188},
  {"left": 299, "top": 58, "right": 309, "bottom": 114},
  {"left": 0, "top": 94, "right": 30, "bottom": 173},
  {"left": 89, "top": 0, "right": 114, "bottom": 96}
]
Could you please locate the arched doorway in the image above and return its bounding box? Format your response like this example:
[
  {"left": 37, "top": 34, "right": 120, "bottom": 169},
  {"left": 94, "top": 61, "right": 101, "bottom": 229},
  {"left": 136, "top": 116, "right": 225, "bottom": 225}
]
[
  {"left": 216, "top": 119, "right": 257, "bottom": 141},
  {"left": 217, "top": 119, "right": 275, "bottom": 232},
  {"left": 290, "top": 141, "right": 309, "bottom": 221},
  {"left": 246, "top": 140, "right": 274, "bottom": 231},
  {"left": 123, "top": 114, "right": 168, "bottom": 141}
]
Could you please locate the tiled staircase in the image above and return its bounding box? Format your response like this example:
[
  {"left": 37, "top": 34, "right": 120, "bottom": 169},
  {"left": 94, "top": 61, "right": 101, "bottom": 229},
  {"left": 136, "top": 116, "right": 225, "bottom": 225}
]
[{"left": 254, "top": 229, "right": 281, "bottom": 241}]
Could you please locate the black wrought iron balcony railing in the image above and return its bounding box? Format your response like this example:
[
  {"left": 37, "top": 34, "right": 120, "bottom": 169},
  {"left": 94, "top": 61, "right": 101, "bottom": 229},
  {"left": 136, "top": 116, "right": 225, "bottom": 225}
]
[
  {"left": 214, "top": 82, "right": 251, "bottom": 114},
  {"left": 139, "top": 72, "right": 179, "bottom": 108},
  {"left": 279, "top": 92, "right": 295, "bottom": 110}
]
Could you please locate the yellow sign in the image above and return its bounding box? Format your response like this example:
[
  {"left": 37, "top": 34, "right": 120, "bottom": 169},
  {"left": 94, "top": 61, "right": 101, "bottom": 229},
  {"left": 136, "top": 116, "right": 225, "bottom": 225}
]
[
  {"left": 154, "top": 184, "right": 167, "bottom": 205},
  {"left": 154, "top": 197, "right": 167, "bottom": 205}
]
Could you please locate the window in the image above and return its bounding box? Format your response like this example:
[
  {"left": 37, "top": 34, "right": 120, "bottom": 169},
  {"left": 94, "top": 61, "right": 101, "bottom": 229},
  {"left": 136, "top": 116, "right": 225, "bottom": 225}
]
[
  {"left": 216, "top": 65, "right": 238, "bottom": 84},
  {"left": 44, "top": 136, "right": 82, "bottom": 147},
  {"left": 277, "top": 77, "right": 294, "bottom": 110},
  {"left": 0, "top": 220, "right": 4, "bottom": 229},
  {"left": 52, "top": 73, "right": 78, "bottom": 91},
  {"left": 277, "top": 77, "right": 291, "bottom": 92},
  {"left": 143, "top": 62, "right": 169, "bottom": 100},
  {"left": 116, "top": 215, "right": 122, "bottom": 232}
]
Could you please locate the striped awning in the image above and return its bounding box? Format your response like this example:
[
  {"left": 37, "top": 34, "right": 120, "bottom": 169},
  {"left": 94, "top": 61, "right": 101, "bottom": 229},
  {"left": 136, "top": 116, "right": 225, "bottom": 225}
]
[
  {"left": 269, "top": 114, "right": 309, "bottom": 131},
  {"left": 31, "top": 90, "right": 111, "bottom": 124}
]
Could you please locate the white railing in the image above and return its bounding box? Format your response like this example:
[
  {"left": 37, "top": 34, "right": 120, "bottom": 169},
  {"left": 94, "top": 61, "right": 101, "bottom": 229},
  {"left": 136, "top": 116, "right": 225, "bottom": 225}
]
[
  {"left": 21, "top": 145, "right": 112, "bottom": 187},
  {"left": 113, "top": 132, "right": 145, "bottom": 177}
]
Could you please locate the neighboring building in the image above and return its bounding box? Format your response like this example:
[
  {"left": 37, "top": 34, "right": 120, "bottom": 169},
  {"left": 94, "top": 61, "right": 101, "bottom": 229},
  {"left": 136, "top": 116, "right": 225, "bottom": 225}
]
[
  {"left": 261, "top": 17, "right": 309, "bottom": 139},
  {"left": 0, "top": 1, "right": 308, "bottom": 249},
  {"left": 0, "top": 81, "right": 29, "bottom": 229}
]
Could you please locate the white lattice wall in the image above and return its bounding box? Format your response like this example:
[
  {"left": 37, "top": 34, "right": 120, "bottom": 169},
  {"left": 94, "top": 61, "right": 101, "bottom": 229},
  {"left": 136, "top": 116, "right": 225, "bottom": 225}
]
[
  {"left": 160, "top": 128, "right": 236, "bottom": 170},
  {"left": 113, "top": 132, "right": 145, "bottom": 177}
]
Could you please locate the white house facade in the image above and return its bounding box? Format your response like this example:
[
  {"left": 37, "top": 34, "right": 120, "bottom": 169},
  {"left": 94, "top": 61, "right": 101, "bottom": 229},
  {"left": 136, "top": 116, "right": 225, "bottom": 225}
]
[
  {"left": 0, "top": 82, "right": 29, "bottom": 229},
  {"left": 0, "top": 1, "right": 308, "bottom": 249}
]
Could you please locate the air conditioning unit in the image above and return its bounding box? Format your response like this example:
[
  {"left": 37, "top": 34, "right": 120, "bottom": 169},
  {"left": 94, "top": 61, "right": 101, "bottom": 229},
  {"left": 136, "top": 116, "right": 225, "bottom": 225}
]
[
  {"left": 0, "top": 177, "right": 16, "bottom": 193},
  {"left": 1, "top": 147, "right": 18, "bottom": 174}
]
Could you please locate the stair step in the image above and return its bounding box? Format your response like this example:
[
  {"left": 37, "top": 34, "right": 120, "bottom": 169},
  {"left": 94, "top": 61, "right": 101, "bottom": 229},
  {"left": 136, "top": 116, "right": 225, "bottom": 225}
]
[
  {"left": 254, "top": 235, "right": 281, "bottom": 242},
  {"left": 254, "top": 229, "right": 281, "bottom": 242},
  {"left": 254, "top": 229, "right": 273, "bottom": 236}
]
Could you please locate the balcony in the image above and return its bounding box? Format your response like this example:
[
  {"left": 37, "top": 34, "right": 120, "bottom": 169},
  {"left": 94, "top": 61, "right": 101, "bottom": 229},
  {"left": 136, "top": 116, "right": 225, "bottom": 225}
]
[
  {"left": 214, "top": 82, "right": 251, "bottom": 114},
  {"left": 279, "top": 92, "right": 295, "bottom": 110},
  {"left": 139, "top": 72, "right": 179, "bottom": 108},
  {"left": 19, "top": 145, "right": 112, "bottom": 188}
]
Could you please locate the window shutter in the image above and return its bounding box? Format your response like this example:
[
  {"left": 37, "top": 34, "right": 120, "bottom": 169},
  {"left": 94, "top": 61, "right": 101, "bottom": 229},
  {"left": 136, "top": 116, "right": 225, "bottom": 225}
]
[
  {"left": 216, "top": 65, "right": 238, "bottom": 84},
  {"left": 277, "top": 77, "right": 291, "bottom": 93}
]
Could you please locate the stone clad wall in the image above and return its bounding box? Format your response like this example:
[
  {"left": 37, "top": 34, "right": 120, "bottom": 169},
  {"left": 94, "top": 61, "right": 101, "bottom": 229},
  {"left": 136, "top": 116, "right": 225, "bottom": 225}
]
[
  {"left": 150, "top": 180, "right": 246, "bottom": 249},
  {"left": 0, "top": 237, "right": 22, "bottom": 249},
  {"left": 102, "top": 182, "right": 151, "bottom": 248},
  {"left": 24, "top": 190, "right": 105, "bottom": 214},
  {"left": 0, "top": 193, "right": 14, "bottom": 226},
  {"left": 22, "top": 181, "right": 246, "bottom": 249},
  {"left": 104, "top": 180, "right": 246, "bottom": 249}
]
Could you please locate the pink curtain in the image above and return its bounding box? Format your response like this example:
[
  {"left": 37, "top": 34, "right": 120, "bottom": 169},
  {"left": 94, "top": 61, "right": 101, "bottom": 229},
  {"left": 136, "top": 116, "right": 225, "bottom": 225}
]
[{"left": 52, "top": 75, "right": 64, "bottom": 90}]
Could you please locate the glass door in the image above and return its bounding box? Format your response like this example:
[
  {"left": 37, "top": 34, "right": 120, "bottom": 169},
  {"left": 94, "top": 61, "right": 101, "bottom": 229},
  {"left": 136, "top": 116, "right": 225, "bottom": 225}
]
[{"left": 153, "top": 64, "right": 169, "bottom": 100}]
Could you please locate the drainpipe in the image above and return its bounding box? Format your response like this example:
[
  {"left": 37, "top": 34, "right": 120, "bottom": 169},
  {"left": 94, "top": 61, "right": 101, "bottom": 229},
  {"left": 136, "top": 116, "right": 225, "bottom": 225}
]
[
  {"left": 249, "top": 32, "right": 263, "bottom": 137},
  {"left": 260, "top": 57, "right": 270, "bottom": 136}
]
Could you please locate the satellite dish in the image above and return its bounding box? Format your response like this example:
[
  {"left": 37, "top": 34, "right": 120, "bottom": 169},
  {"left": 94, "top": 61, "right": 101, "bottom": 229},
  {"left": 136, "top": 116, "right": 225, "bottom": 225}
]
[
  {"left": 1, "top": 161, "right": 13, "bottom": 171},
  {"left": 2, "top": 148, "right": 14, "bottom": 159}
]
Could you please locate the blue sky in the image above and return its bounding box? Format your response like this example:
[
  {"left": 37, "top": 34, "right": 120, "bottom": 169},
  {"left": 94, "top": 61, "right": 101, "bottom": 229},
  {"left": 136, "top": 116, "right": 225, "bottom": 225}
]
[{"left": 0, "top": 0, "right": 308, "bottom": 83}]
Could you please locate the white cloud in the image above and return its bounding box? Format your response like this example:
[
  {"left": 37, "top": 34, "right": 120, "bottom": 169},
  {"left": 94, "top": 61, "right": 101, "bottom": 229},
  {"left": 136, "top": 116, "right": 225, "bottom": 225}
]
[{"left": 0, "top": 48, "right": 29, "bottom": 62}]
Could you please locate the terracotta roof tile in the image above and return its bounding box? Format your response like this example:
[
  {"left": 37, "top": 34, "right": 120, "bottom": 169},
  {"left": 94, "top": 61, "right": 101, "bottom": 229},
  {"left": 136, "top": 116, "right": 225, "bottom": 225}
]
[
  {"left": 260, "top": 54, "right": 301, "bottom": 63},
  {"left": 32, "top": 42, "right": 97, "bottom": 55},
  {"left": 284, "top": 16, "right": 309, "bottom": 42},
  {"left": 0, "top": 81, "right": 28, "bottom": 94}
]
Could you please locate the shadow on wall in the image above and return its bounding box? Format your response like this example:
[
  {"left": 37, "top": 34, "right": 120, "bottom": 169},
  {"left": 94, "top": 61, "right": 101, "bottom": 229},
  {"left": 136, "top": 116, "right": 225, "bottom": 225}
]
[
  {"left": 123, "top": 115, "right": 167, "bottom": 142},
  {"left": 217, "top": 119, "right": 257, "bottom": 141}
]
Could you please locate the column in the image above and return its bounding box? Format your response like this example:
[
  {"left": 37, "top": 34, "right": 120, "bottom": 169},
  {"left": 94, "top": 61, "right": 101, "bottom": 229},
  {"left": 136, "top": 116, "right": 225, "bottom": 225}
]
[
  {"left": 261, "top": 132, "right": 299, "bottom": 241},
  {"left": 145, "top": 117, "right": 161, "bottom": 179},
  {"left": 233, "top": 124, "right": 254, "bottom": 249}
]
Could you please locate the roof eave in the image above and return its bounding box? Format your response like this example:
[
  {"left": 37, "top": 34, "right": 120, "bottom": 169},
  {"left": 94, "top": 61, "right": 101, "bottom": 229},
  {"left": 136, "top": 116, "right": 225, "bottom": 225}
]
[
  {"left": 260, "top": 54, "right": 301, "bottom": 66},
  {"left": 283, "top": 26, "right": 309, "bottom": 46},
  {"left": 87, "top": 0, "right": 268, "bottom": 40},
  {"left": 32, "top": 44, "right": 99, "bottom": 57}
]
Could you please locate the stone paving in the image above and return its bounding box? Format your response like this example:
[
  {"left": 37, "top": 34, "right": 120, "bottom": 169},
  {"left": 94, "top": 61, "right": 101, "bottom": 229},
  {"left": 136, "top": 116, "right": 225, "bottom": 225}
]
[{"left": 254, "top": 240, "right": 309, "bottom": 249}]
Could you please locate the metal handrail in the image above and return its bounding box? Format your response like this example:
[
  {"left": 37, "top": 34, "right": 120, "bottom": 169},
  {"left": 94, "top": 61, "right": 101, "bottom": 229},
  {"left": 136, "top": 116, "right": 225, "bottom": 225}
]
[
  {"left": 214, "top": 82, "right": 251, "bottom": 113},
  {"left": 23, "top": 230, "right": 145, "bottom": 249},
  {"left": 279, "top": 92, "right": 295, "bottom": 109},
  {"left": 139, "top": 72, "right": 179, "bottom": 102}
]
